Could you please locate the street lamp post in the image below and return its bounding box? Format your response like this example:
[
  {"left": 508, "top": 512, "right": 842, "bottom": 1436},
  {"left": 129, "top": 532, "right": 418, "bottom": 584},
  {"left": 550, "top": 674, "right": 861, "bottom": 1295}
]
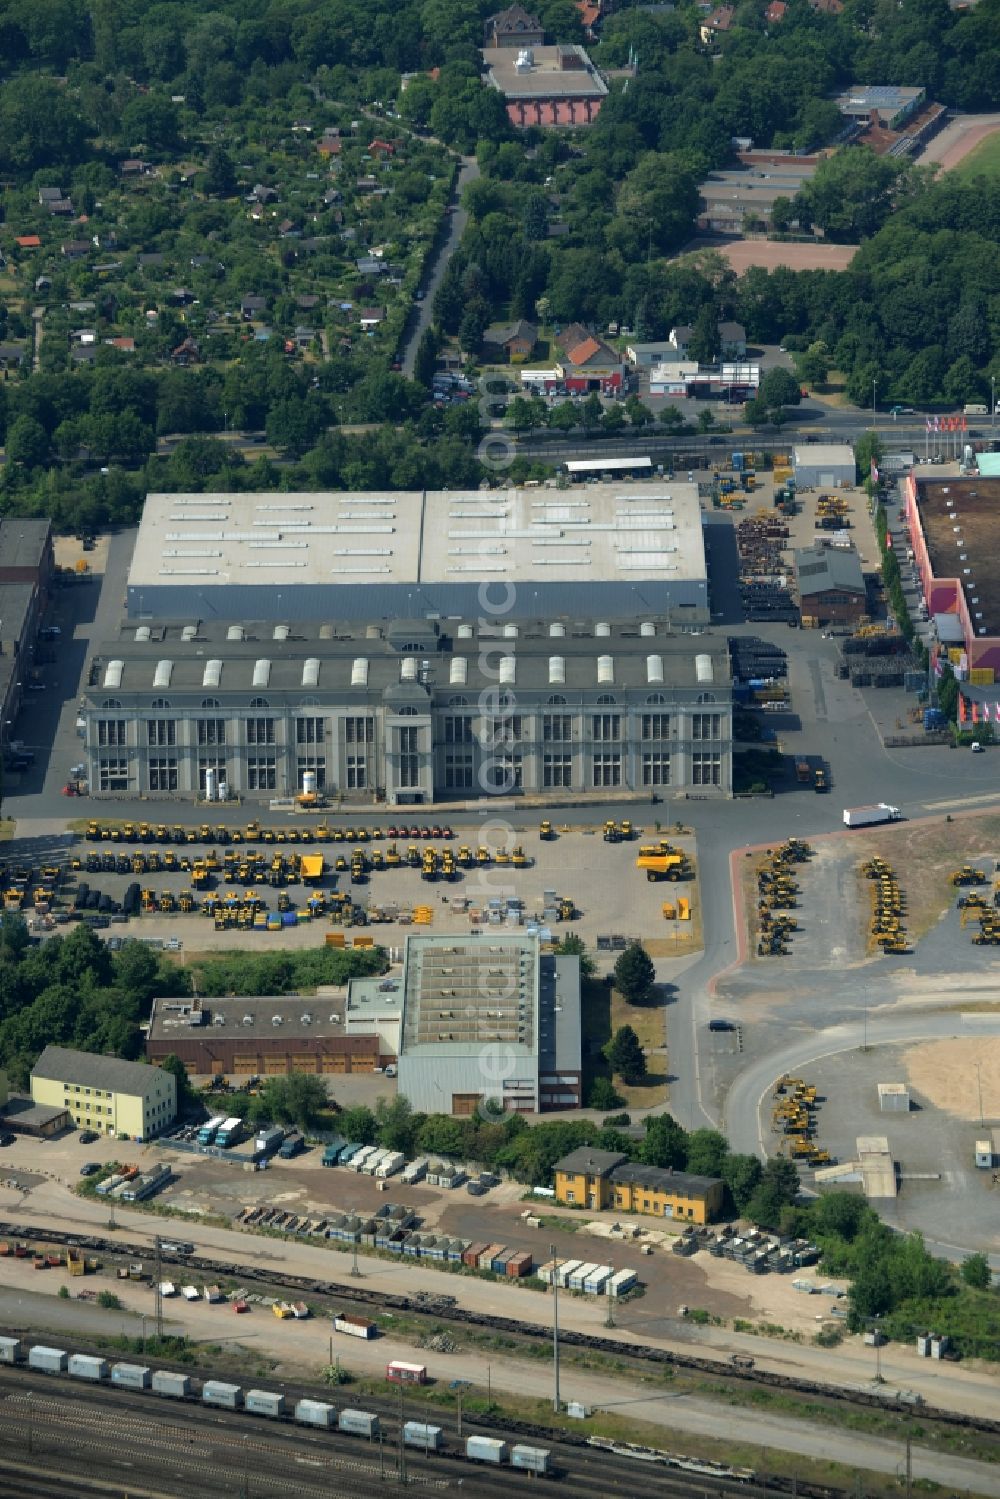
[
  {"left": 992, "top": 375, "right": 996, "bottom": 432},
  {"left": 872, "top": 377, "right": 877, "bottom": 432}
]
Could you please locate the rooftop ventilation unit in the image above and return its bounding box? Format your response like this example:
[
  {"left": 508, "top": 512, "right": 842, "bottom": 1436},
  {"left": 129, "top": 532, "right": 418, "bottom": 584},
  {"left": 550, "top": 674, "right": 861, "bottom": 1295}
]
[
  {"left": 595, "top": 622, "right": 611, "bottom": 637},
  {"left": 302, "top": 658, "right": 320, "bottom": 688},
  {"left": 597, "top": 655, "right": 614, "bottom": 685},
  {"left": 457, "top": 624, "right": 474, "bottom": 639},
  {"left": 103, "top": 660, "right": 124, "bottom": 689},
  {"left": 499, "top": 656, "right": 516, "bottom": 686},
  {"left": 640, "top": 621, "right": 656, "bottom": 637},
  {"left": 273, "top": 624, "right": 290, "bottom": 641},
  {"left": 252, "top": 659, "right": 271, "bottom": 688},
  {"left": 695, "top": 653, "right": 714, "bottom": 684},
  {"left": 400, "top": 658, "right": 418, "bottom": 682},
  {"left": 449, "top": 658, "right": 468, "bottom": 686},
  {"left": 549, "top": 622, "right": 566, "bottom": 638},
  {"left": 503, "top": 623, "right": 518, "bottom": 639},
  {"left": 135, "top": 626, "right": 151, "bottom": 643},
  {"left": 153, "top": 660, "right": 173, "bottom": 689},
  {"left": 351, "top": 658, "right": 369, "bottom": 688},
  {"left": 549, "top": 656, "right": 565, "bottom": 685},
  {"left": 181, "top": 625, "right": 198, "bottom": 642},
  {"left": 203, "top": 659, "right": 223, "bottom": 688},
  {"left": 646, "top": 654, "right": 664, "bottom": 685},
  {"left": 227, "top": 625, "right": 244, "bottom": 642}
]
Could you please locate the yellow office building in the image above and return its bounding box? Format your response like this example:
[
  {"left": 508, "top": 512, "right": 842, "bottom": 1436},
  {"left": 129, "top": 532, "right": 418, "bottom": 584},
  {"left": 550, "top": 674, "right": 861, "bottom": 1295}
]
[
  {"left": 553, "top": 1148, "right": 723, "bottom": 1225},
  {"left": 31, "top": 1045, "right": 176, "bottom": 1142}
]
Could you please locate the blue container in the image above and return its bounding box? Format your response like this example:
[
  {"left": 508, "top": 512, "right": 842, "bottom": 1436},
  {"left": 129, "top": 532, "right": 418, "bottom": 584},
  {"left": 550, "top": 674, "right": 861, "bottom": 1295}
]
[
  {"left": 282, "top": 912, "right": 297, "bottom": 926},
  {"left": 732, "top": 451, "right": 744, "bottom": 472}
]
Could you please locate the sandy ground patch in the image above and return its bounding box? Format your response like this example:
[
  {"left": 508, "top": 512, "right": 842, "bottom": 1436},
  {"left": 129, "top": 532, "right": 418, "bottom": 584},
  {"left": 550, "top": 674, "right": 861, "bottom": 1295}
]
[
  {"left": 847, "top": 815, "right": 1000, "bottom": 942},
  {"left": 917, "top": 113, "right": 1000, "bottom": 172},
  {"left": 903, "top": 1036, "right": 1000, "bottom": 1121},
  {"left": 685, "top": 238, "right": 857, "bottom": 274}
]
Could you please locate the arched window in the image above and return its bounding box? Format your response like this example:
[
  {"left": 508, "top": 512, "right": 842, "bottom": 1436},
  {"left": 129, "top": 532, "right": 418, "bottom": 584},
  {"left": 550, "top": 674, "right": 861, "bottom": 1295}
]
[
  {"left": 201, "top": 697, "right": 220, "bottom": 710},
  {"left": 150, "top": 697, "right": 170, "bottom": 710},
  {"left": 102, "top": 698, "right": 122, "bottom": 710},
  {"left": 547, "top": 694, "right": 567, "bottom": 705},
  {"left": 397, "top": 705, "right": 419, "bottom": 717},
  {"left": 448, "top": 695, "right": 469, "bottom": 707},
  {"left": 249, "top": 697, "right": 269, "bottom": 709},
  {"left": 596, "top": 694, "right": 616, "bottom": 705},
  {"left": 697, "top": 692, "right": 717, "bottom": 704},
  {"left": 646, "top": 693, "right": 666, "bottom": 705}
]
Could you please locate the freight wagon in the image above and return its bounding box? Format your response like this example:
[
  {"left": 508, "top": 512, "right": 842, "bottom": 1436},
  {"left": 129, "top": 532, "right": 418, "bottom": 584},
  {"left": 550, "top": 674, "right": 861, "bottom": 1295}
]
[
  {"left": 295, "top": 1398, "right": 336, "bottom": 1429},
  {"left": 404, "top": 1421, "right": 443, "bottom": 1451},
  {"left": 203, "top": 1380, "right": 242, "bottom": 1410},
  {"left": 334, "top": 1313, "right": 377, "bottom": 1340},
  {"left": 338, "top": 1408, "right": 380, "bottom": 1438}
]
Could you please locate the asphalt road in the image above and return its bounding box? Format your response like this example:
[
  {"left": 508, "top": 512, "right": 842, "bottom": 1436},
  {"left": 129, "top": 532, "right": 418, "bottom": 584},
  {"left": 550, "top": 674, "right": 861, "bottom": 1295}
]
[{"left": 399, "top": 155, "right": 479, "bottom": 377}]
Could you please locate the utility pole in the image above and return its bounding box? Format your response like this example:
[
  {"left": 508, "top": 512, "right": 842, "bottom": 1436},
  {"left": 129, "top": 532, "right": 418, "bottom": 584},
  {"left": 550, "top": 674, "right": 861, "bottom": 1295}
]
[
  {"left": 397, "top": 1383, "right": 407, "bottom": 1486},
  {"left": 351, "top": 1231, "right": 362, "bottom": 1277},
  {"left": 154, "top": 1236, "right": 163, "bottom": 1341},
  {"left": 905, "top": 1431, "right": 912, "bottom": 1499},
  {"left": 605, "top": 1282, "right": 615, "bottom": 1329},
  {"left": 551, "top": 1241, "right": 561, "bottom": 1413}
]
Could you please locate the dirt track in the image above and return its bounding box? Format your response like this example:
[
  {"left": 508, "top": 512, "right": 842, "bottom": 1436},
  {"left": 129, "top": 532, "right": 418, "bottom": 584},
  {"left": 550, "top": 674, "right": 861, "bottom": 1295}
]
[
  {"left": 917, "top": 113, "right": 1000, "bottom": 171},
  {"left": 685, "top": 238, "right": 857, "bottom": 274}
]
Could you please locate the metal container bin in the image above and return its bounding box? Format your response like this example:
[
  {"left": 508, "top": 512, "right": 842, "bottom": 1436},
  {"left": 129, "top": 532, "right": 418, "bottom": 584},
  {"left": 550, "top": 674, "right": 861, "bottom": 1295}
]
[
  {"left": 403, "top": 1421, "right": 443, "bottom": 1451},
  {"left": 152, "top": 1370, "right": 192, "bottom": 1397},
  {"left": 506, "top": 1251, "right": 533, "bottom": 1278},
  {"left": 0, "top": 1336, "right": 24, "bottom": 1365},
  {"left": 112, "top": 1362, "right": 152, "bottom": 1390},
  {"left": 28, "top": 1346, "right": 68, "bottom": 1375},
  {"left": 511, "top": 1444, "right": 551, "bottom": 1474},
  {"left": 608, "top": 1268, "right": 637, "bottom": 1297},
  {"left": 295, "top": 1398, "right": 336, "bottom": 1429},
  {"left": 203, "top": 1380, "right": 243, "bottom": 1409},
  {"left": 246, "top": 1389, "right": 287, "bottom": 1418},
  {"left": 462, "top": 1241, "right": 488, "bottom": 1268},
  {"left": 338, "top": 1408, "right": 380, "bottom": 1438},
  {"left": 466, "top": 1435, "right": 509, "bottom": 1465},
  {"left": 68, "top": 1354, "right": 109, "bottom": 1381},
  {"left": 583, "top": 1266, "right": 613, "bottom": 1295}
]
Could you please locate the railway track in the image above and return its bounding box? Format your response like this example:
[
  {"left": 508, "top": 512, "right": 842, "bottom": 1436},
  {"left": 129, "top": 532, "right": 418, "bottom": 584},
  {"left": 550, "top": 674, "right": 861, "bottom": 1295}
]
[
  {"left": 2, "top": 1220, "right": 993, "bottom": 1443},
  {"left": 0, "top": 1360, "right": 849, "bottom": 1499}
]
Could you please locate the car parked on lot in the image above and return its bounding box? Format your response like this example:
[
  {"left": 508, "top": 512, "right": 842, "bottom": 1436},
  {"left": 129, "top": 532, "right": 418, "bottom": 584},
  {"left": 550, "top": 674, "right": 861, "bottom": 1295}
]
[
  {"left": 79, "top": 1130, "right": 99, "bottom": 1144},
  {"left": 0, "top": 1133, "right": 15, "bottom": 1147},
  {"left": 79, "top": 1162, "right": 100, "bottom": 1176}
]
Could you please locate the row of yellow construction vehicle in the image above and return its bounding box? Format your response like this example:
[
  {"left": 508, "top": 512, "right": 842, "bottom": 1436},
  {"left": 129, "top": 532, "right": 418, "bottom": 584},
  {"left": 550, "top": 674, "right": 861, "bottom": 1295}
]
[
  {"left": 862, "top": 855, "right": 908, "bottom": 954},
  {"left": 956, "top": 871, "right": 1000, "bottom": 943},
  {"left": 635, "top": 840, "right": 693, "bottom": 883},
  {"left": 756, "top": 838, "right": 811, "bottom": 956},
  {"left": 603, "top": 819, "right": 634, "bottom": 843},
  {"left": 85, "top": 820, "right": 455, "bottom": 846},
  {"left": 771, "top": 1075, "right": 831, "bottom": 1165}
]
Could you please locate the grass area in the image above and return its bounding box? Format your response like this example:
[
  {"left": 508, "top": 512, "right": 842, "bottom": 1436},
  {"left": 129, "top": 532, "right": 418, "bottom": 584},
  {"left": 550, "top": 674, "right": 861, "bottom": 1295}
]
[
  {"left": 610, "top": 984, "right": 668, "bottom": 1107},
  {"left": 953, "top": 128, "right": 1000, "bottom": 180}
]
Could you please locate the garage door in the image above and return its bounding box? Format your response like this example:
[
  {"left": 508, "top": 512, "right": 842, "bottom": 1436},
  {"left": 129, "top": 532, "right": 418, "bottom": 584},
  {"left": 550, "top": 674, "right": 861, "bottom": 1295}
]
[{"left": 819, "top": 472, "right": 835, "bottom": 486}]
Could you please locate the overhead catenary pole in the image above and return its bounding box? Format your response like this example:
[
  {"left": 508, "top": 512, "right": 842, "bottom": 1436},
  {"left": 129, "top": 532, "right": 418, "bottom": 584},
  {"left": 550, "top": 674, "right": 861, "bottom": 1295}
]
[{"left": 551, "top": 1241, "right": 561, "bottom": 1412}]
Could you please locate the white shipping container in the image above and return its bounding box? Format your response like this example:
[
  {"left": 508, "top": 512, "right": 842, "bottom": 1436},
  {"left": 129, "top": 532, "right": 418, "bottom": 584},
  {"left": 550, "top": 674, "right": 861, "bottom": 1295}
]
[
  {"left": 68, "top": 1354, "right": 109, "bottom": 1381},
  {"left": 376, "top": 1151, "right": 405, "bottom": 1179},
  {"left": 555, "top": 1259, "right": 582, "bottom": 1288},
  {"left": 403, "top": 1421, "right": 443, "bottom": 1450},
  {"left": 511, "top": 1444, "right": 552, "bottom": 1474},
  {"left": 608, "top": 1268, "right": 637, "bottom": 1297},
  {"left": 568, "top": 1262, "right": 600, "bottom": 1289},
  {"left": 334, "top": 1314, "right": 377, "bottom": 1340},
  {"left": 583, "top": 1266, "right": 613, "bottom": 1294},
  {"left": 402, "top": 1157, "right": 427, "bottom": 1183},
  {"left": 295, "top": 1398, "right": 336, "bottom": 1429},
  {"left": 28, "top": 1346, "right": 68, "bottom": 1374},
  {"left": 362, "top": 1149, "right": 387, "bottom": 1176},
  {"left": 0, "top": 1336, "right": 24, "bottom": 1364},
  {"left": 349, "top": 1146, "right": 375, "bottom": 1172},
  {"left": 111, "top": 1362, "right": 151, "bottom": 1390},
  {"left": 246, "top": 1389, "right": 287, "bottom": 1418},
  {"left": 203, "top": 1380, "right": 242, "bottom": 1409},
  {"left": 466, "top": 1436, "right": 509, "bottom": 1465},
  {"left": 338, "top": 1408, "right": 380, "bottom": 1438},
  {"left": 152, "top": 1370, "right": 192, "bottom": 1397}
]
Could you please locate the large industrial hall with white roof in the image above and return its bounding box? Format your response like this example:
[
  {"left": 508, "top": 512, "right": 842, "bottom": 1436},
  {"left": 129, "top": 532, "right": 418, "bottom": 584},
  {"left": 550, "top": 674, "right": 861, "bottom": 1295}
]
[{"left": 81, "top": 483, "right": 732, "bottom": 803}]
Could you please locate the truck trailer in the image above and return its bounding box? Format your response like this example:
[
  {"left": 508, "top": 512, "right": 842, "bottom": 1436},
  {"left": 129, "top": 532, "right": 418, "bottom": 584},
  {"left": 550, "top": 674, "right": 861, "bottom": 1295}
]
[{"left": 843, "top": 804, "right": 902, "bottom": 829}]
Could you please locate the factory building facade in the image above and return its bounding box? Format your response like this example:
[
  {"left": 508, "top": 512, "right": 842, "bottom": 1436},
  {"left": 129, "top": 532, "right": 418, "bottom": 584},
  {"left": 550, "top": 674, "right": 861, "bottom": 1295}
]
[
  {"left": 80, "top": 616, "right": 732, "bottom": 802},
  {"left": 395, "top": 934, "right": 582, "bottom": 1115},
  {"left": 83, "top": 485, "right": 730, "bottom": 802}
]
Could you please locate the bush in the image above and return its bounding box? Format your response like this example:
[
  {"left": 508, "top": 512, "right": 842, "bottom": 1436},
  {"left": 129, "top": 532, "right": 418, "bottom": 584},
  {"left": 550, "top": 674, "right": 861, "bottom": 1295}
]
[
  {"left": 97, "top": 1290, "right": 122, "bottom": 1310},
  {"left": 586, "top": 1077, "right": 625, "bottom": 1110}
]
